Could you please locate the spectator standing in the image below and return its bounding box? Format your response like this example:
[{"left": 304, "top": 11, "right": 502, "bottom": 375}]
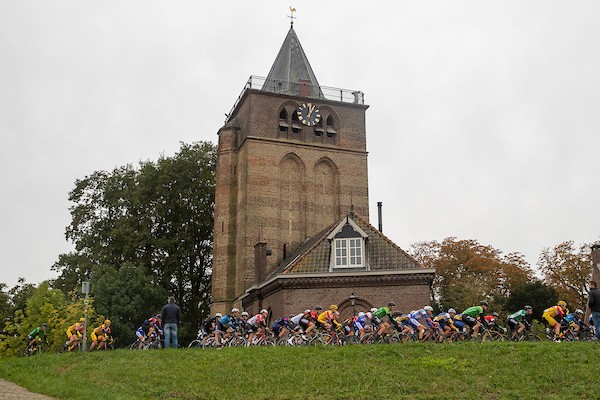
[
  {"left": 162, "top": 296, "right": 181, "bottom": 348},
  {"left": 588, "top": 281, "right": 600, "bottom": 341}
]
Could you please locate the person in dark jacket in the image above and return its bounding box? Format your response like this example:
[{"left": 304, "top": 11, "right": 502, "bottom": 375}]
[
  {"left": 161, "top": 296, "right": 181, "bottom": 348},
  {"left": 588, "top": 281, "right": 600, "bottom": 341}
]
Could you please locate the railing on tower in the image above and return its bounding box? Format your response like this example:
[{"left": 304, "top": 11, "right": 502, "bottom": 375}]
[{"left": 225, "top": 75, "right": 365, "bottom": 123}]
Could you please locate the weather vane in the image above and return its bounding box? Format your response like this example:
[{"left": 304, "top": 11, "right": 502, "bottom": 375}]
[{"left": 288, "top": 6, "right": 297, "bottom": 27}]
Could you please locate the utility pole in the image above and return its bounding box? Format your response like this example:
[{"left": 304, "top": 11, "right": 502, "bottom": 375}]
[{"left": 82, "top": 281, "right": 90, "bottom": 352}]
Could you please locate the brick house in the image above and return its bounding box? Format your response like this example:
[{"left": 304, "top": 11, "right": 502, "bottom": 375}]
[{"left": 210, "top": 24, "right": 434, "bottom": 317}]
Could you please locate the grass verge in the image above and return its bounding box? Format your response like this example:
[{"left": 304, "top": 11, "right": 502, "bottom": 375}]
[{"left": 0, "top": 342, "right": 598, "bottom": 399}]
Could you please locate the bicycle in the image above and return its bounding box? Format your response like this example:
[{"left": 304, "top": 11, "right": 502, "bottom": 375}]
[{"left": 26, "top": 337, "right": 46, "bottom": 356}]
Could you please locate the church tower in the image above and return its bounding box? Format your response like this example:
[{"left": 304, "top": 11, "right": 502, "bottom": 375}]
[{"left": 210, "top": 24, "right": 370, "bottom": 313}]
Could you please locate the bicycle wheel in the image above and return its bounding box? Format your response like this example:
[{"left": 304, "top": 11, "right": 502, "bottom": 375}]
[
  {"left": 129, "top": 339, "right": 141, "bottom": 350},
  {"left": 188, "top": 339, "right": 202, "bottom": 348},
  {"left": 202, "top": 337, "right": 216, "bottom": 349},
  {"left": 228, "top": 336, "right": 247, "bottom": 347}
]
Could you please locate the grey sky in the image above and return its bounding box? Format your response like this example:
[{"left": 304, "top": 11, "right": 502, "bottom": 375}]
[{"left": 1, "top": 1, "right": 599, "bottom": 288}]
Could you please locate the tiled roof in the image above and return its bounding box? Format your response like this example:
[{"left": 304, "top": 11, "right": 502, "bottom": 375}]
[{"left": 272, "top": 213, "right": 420, "bottom": 276}]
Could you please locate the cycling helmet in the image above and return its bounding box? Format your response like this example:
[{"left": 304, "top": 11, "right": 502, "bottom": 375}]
[
  {"left": 492, "top": 312, "right": 499, "bottom": 317},
  {"left": 370, "top": 308, "right": 378, "bottom": 313},
  {"left": 480, "top": 301, "right": 489, "bottom": 307},
  {"left": 231, "top": 308, "right": 239, "bottom": 313},
  {"left": 424, "top": 306, "right": 433, "bottom": 312},
  {"left": 575, "top": 309, "right": 584, "bottom": 315},
  {"left": 260, "top": 309, "right": 268, "bottom": 314},
  {"left": 524, "top": 305, "right": 533, "bottom": 310},
  {"left": 448, "top": 308, "right": 456, "bottom": 314},
  {"left": 150, "top": 318, "right": 157, "bottom": 324},
  {"left": 41, "top": 323, "right": 48, "bottom": 328},
  {"left": 215, "top": 313, "right": 223, "bottom": 318},
  {"left": 558, "top": 300, "right": 567, "bottom": 308},
  {"left": 241, "top": 311, "right": 249, "bottom": 317},
  {"left": 315, "top": 306, "right": 323, "bottom": 311},
  {"left": 366, "top": 312, "right": 373, "bottom": 319},
  {"left": 104, "top": 319, "right": 111, "bottom": 325},
  {"left": 79, "top": 318, "right": 85, "bottom": 323},
  {"left": 304, "top": 309, "right": 311, "bottom": 314},
  {"left": 388, "top": 302, "right": 396, "bottom": 307},
  {"left": 330, "top": 305, "right": 338, "bottom": 311}
]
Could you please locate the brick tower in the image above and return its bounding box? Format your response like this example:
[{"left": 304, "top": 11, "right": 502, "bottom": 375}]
[{"left": 210, "top": 25, "right": 370, "bottom": 313}]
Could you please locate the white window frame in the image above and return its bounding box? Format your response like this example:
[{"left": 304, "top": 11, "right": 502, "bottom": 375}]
[{"left": 333, "top": 237, "right": 364, "bottom": 268}]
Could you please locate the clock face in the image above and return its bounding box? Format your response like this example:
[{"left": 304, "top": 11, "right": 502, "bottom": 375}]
[{"left": 297, "top": 103, "right": 321, "bottom": 127}]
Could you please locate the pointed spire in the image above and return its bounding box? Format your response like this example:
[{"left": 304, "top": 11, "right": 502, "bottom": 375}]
[{"left": 262, "top": 26, "right": 323, "bottom": 99}]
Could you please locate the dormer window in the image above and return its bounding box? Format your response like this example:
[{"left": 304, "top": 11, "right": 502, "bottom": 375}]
[{"left": 328, "top": 218, "right": 368, "bottom": 271}]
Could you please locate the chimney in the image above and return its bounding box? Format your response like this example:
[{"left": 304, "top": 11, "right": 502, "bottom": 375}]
[
  {"left": 377, "top": 202, "right": 383, "bottom": 233},
  {"left": 254, "top": 229, "right": 268, "bottom": 284}
]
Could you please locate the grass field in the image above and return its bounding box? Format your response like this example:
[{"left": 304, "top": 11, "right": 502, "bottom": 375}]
[{"left": 0, "top": 342, "right": 598, "bottom": 399}]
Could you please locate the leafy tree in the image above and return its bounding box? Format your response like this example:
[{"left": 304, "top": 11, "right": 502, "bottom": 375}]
[
  {"left": 504, "top": 281, "right": 558, "bottom": 321},
  {"left": 538, "top": 241, "right": 592, "bottom": 310},
  {"left": 0, "top": 282, "right": 92, "bottom": 357},
  {"left": 90, "top": 263, "right": 167, "bottom": 347},
  {"left": 52, "top": 141, "right": 216, "bottom": 344},
  {"left": 409, "top": 238, "right": 533, "bottom": 312}
]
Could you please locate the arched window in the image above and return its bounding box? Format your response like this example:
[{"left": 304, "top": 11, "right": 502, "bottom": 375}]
[
  {"left": 279, "top": 109, "right": 289, "bottom": 133},
  {"left": 326, "top": 115, "right": 336, "bottom": 137},
  {"left": 291, "top": 110, "right": 302, "bottom": 134}
]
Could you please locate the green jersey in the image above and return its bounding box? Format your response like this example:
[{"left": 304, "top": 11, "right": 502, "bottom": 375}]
[
  {"left": 28, "top": 327, "right": 46, "bottom": 339},
  {"left": 462, "top": 306, "right": 483, "bottom": 317},
  {"left": 508, "top": 310, "right": 526, "bottom": 321},
  {"left": 373, "top": 307, "right": 391, "bottom": 318}
]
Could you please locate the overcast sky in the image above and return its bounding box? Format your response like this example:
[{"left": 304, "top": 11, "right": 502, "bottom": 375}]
[{"left": 1, "top": 1, "right": 599, "bottom": 288}]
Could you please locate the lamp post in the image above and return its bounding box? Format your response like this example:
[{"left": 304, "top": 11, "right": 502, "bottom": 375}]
[
  {"left": 349, "top": 293, "right": 357, "bottom": 316},
  {"left": 82, "top": 282, "right": 90, "bottom": 352}
]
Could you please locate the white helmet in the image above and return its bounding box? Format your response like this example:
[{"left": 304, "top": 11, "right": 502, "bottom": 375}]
[
  {"left": 260, "top": 309, "right": 268, "bottom": 314},
  {"left": 231, "top": 308, "right": 239, "bottom": 313},
  {"left": 366, "top": 312, "right": 372, "bottom": 319},
  {"left": 448, "top": 308, "right": 456, "bottom": 314},
  {"left": 215, "top": 312, "right": 223, "bottom": 318},
  {"left": 370, "top": 308, "right": 378, "bottom": 313},
  {"left": 304, "top": 309, "right": 311, "bottom": 314},
  {"left": 424, "top": 306, "right": 433, "bottom": 312},
  {"left": 357, "top": 311, "right": 365, "bottom": 318},
  {"left": 241, "top": 311, "right": 249, "bottom": 317}
]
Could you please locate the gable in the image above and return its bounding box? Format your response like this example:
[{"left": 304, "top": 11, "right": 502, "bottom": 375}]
[{"left": 274, "top": 213, "right": 420, "bottom": 275}]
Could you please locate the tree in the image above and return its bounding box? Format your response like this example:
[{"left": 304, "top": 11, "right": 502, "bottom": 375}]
[
  {"left": 52, "top": 141, "right": 216, "bottom": 344},
  {"left": 538, "top": 241, "right": 592, "bottom": 310},
  {"left": 0, "top": 281, "right": 92, "bottom": 357},
  {"left": 504, "top": 281, "right": 558, "bottom": 321},
  {"left": 409, "top": 238, "right": 534, "bottom": 312},
  {"left": 90, "top": 263, "right": 167, "bottom": 347}
]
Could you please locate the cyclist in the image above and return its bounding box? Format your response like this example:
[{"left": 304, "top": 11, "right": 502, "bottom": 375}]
[
  {"left": 304, "top": 306, "right": 322, "bottom": 337},
  {"left": 353, "top": 311, "right": 373, "bottom": 339},
  {"left": 247, "top": 309, "right": 269, "bottom": 344},
  {"left": 408, "top": 306, "right": 435, "bottom": 340},
  {"left": 199, "top": 312, "right": 221, "bottom": 345},
  {"left": 434, "top": 308, "right": 458, "bottom": 341},
  {"left": 372, "top": 302, "right": 397, "bottom": 341},
  {"left": 215, "top": 308, "right": 240, "bottom": 346},
  {"left": 507, "top": 305, "right": 533, "bottom": 340},
  {"left": 317, "top": 305, "right": 342, "bottom": 332},
  {"left": 272, "top": 316, "right": 296, "bottom": 339},
  {"left": 65, "top": 318, "right": 85, "bottom": 351},
  {"left": 136, "top": 317, "right": 162, "bottom": 349},
  {"left": 562, "top": 309, "right": 585, "bottom": 338},
  {"left": 542, "top": 300, "right": 567, "bottom": 340},
  {"left": 395, "top": 313, "right": 414, "bottom": 337},
  {"left": 26, "top": 323, "right": 48, "bottom": 355},
  {"left": 89, "top": 319, "right": 111, "bottom": 351},
  {"left": 460, "top": 301, "right": 489, "bottom": 338},
  {"left": 290, "top": 309, "right": 312, "bottom": 333}
]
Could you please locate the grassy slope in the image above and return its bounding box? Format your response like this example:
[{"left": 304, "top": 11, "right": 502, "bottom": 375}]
[{"left": 0, "top": 342, "right": 598, "bottom": 400}]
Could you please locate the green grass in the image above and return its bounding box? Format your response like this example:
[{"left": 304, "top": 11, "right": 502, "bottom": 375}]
[{"left": 0, "top": 342, "right": 599, "bottom": 399}]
